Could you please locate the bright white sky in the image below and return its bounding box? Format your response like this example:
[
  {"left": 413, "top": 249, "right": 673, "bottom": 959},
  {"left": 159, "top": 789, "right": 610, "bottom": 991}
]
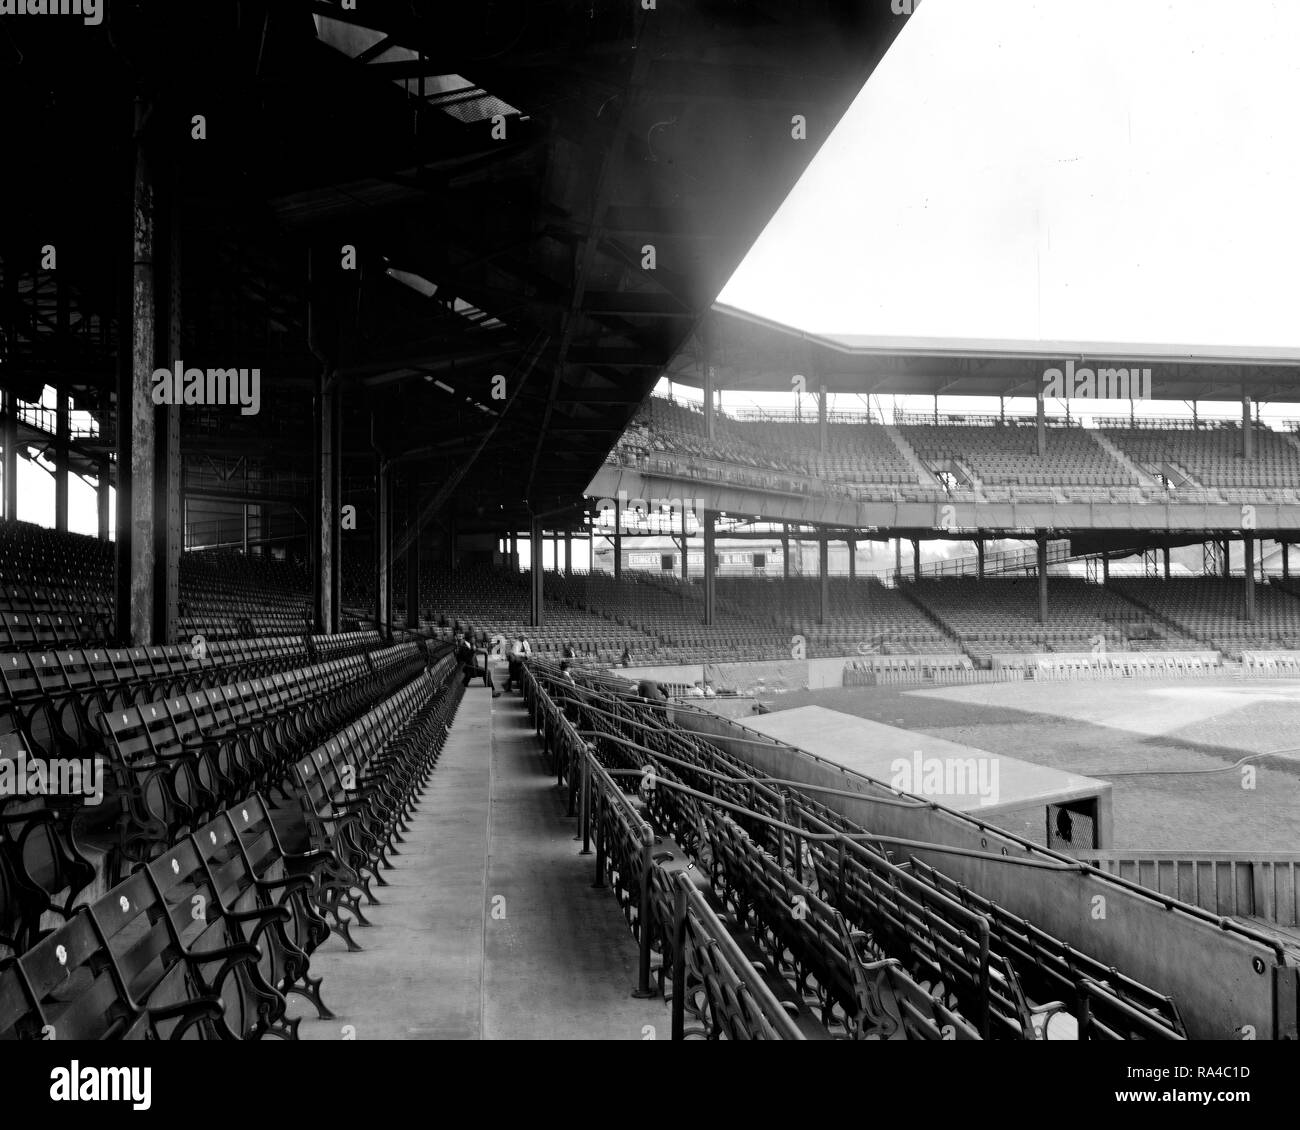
[{"left": 718, "top": 0, "right": 1300, "bottom": 353}]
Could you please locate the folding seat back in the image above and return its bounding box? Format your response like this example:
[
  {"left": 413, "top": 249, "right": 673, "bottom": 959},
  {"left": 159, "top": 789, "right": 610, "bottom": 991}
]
[{"left": 17, "top": 910, "right": 157, "bottom": 1040}]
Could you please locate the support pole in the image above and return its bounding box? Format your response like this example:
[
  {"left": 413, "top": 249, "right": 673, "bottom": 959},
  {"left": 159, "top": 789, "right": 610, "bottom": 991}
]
[
  {"left": 122, "top": 95, "right": 157, "bottom": 646},
  {"left": 680, "top": 511, "right": 689, "bottom": 583},
  {"left": 564, "top": 530, "right": 572, "bottom": 577},
  {"left": 703, "top": 511, "right": 716, "bottom": 626},
  {"left": 614, "top": 529, "right": 622, "bottom": 580},
  {"left": 1242, "top": 392, "right": 1253, "bottom": 460},
  {"left": 1037, "top": 533, "right": 1048, "bottom": 624},
  {"left": 1284, "top": 542, "right": 1290, "bottom": 580},
  {"left": 818, "top": 531, "right": 828, "bottom": 625},
  {"left": 1102, "top": 553, "right": 1110, "bottom": 583},
  {"left": 1162, "top": 545, "right": 1171, "bottom": 579},
  {"left": 912, "top": 538, "right": 921, "bottom": 583},
  {"left": 154, "top": 183, "right": 182, "bottom": 646},
  {"left": 977, "top": 538, "right": 985, "bottom": 579},
  {"left": 405, "top": 482, "right": 420, "bottom": 629},
  {"left": 847, "top": 536, "right": 856, "bottom": 580},
  {"left": 530, "top": 515, "right": 543, "bottom": 627},
  {"left": 818, "top": 382, "right": 828, "bottom": 453},
  {"left": 1, "top": 391, "right": 15, "bottom": 522},
  {"left": 376, "top": 458, "right": 391, "bottom": 639},
  {"left": 1036, "top": 390, "right": 1046, "bottom": 457},
  {"left": 54, "top": 388, "right": 70, "bottom": 533},
  {"left": 1244, "top": 536, "right": 1256, "bottom": 622},
  {"left": 97, "top": 458, "right": 111, "bottom": 541},
  {"left": 782, "top": 524, "right": 790, "bottom": 581}
]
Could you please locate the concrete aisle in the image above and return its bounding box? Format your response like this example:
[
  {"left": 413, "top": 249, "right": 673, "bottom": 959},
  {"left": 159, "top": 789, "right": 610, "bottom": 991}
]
[{"left": 295, "top": 684, "right": 664, "bottom": 1040}]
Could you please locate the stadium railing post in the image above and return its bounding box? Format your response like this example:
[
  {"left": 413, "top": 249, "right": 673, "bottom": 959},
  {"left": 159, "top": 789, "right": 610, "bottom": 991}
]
[
  {"left": 592, "top": 787, "right": 606, "bottom": 890},
  {"left": 671, "top": 877, "right": 689, "bottom": 1040},
  {"left": 633, "top": 823, "right": 655, "bottom": 998},
  {"left": 580, "top": 747, "right": 592, "bottom": 854}
]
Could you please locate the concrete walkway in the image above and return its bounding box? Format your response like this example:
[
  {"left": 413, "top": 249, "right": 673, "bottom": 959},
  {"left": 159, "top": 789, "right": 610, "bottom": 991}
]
[{"left": 295, "top": 685, "right": 665, "bottom": 1040}]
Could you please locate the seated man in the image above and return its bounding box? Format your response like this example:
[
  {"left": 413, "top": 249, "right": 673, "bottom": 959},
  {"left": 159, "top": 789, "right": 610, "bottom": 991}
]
[{"left": 455, "top": 631, "right": 499, "bottom": 695}]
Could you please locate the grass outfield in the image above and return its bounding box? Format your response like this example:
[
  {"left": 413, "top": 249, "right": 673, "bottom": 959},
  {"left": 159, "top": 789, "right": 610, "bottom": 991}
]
[{"left": 764, "top": 678, "right": 1300, "bottom": 853}]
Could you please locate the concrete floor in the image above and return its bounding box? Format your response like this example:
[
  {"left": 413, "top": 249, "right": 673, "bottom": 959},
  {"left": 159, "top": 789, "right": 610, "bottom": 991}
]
[{"left": 295, "top": 686, "right": 666, "bottom": 1040}]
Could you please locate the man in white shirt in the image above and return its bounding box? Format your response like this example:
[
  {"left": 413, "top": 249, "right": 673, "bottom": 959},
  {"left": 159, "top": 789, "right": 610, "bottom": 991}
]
[{"left": 505, "top": 634, "right": 532, "bottom": 693}]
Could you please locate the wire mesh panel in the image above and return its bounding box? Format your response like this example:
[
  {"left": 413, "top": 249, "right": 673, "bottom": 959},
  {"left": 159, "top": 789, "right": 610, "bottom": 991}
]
[{"left": 1047, "top": 802, "right": 1097, "bottom": 850}]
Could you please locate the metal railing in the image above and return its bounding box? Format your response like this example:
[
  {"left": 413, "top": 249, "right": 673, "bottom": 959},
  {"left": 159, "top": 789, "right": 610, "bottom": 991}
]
[{"left": 1068, "top": 851, "right": 1300, "bottom": 927}]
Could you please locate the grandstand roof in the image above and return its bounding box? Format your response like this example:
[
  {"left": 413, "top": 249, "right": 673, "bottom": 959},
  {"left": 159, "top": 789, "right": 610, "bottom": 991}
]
[
  {"left": 658, "top": 303, "right": 1300, "bottom": 402},
  {"left": 0, "top": 0, "right": 904, "bottom": 536}
]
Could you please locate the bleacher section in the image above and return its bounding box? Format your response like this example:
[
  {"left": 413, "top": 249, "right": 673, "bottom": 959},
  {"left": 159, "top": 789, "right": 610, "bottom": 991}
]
[
  {"left": 715, "top": 576, "right": 959, "bottom": 656},
  {"left": 902, "top": 577, "right": 1197, "bottom": 657},
  {"left": 897, "top": 420, "right": 1133, "bottom": 490},
  {"left": 1109, "top": 577, "right": 1300, "bottom": 658},
  {"left": 524, "top": 660, "right": 1197, "bottom": 1040},
  {"left": 1103, "top": 421, "right": 1300, "bottom": 493},
  {"left": 622, "top": 398, "right": 1300, "bottom": 505},
  {"left": 0, "top": 622, "right": 464, "bottom": 1039},
  {"left": 418, "top": 564, "right": 665, "bottom": 662},
  {"left": 415, "top": 560, "right": 1300, "bottom": 668},
  {"left": 0, "top": 520, "right": 314, "bottom": 645}
]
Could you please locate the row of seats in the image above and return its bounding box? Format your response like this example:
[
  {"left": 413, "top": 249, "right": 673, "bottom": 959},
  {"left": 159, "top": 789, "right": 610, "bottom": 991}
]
[
  {"left": 621, "top": 398, "right": 1300, "bottom": 497},
  {"left": 0, "top": 651, "right": 463, "bottom": 1039},
  {"left": 902, "top": 576, "right": 1193, "bottom": 656},
  {"left": 1110, "top": 577, "right": 1300, "bottom": 658},
  {"left": 0, "top": 520, "right": 318, "bottom": 646},
  {"left": 527, "top": 662, "right": 1185, "bottom": 1040},
  {"left": 0, "top": 633, "right": 442, "bottom": 967}
]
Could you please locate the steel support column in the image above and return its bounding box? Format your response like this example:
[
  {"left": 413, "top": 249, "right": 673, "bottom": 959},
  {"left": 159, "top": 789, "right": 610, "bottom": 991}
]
[
  {"left": 703, "top": 511, "right": 716, "bottom": 626},
  {"left": 313, "top": 374, "right": 339, "bottom": 634},
  {"left": 97, "top": 459, "right": 111, "bottom": 541},
  {"left": 1037, "top": 533, "right": 1048, "bottom": 624},
  {"left": 977, "top": 538, "right": 985, "bottom": 579},
  {"left": 912, "top": 538, "right": 921, "bottom": 583},
  {"left": 818, "top": 531, "right": 828, "bottom": 626},
  {"left": 2, "top": 391, "right": 17, "bottom": 521},
  {"left": 120, "top": 95, "right": 157, "bottom": 646},
  {"left": 530, "top": 516, "right": 543, "bottom": 627},
  {"left": 54, "top": 391, "right": 70, "bottom": 533},
  {"left": 1036, "top": 391, "right": 1046, "bottom": 457},
  {"left": 614, "top": 529, "right": 622, "bottom": 580},
  {"left": 847, "top": 535, "right": 856, "bottom": 580},
  {"left": 405, "top": 482, "right": 420, "bottom": 629},
  {"left": 1244, "top": 536, "right": 1256, "bottom": 622},
  {"left": 376, "top": 458, "right": 391, "bottom": 639}
]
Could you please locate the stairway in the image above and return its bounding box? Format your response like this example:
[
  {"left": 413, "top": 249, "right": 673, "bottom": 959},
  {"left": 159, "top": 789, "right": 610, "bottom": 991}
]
[
  {"left": 1088, "top": 430, "right": 1158, "bottom": 488},
  {"left": 883, "top": 425, "right": 942, "bottom": 487}
]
